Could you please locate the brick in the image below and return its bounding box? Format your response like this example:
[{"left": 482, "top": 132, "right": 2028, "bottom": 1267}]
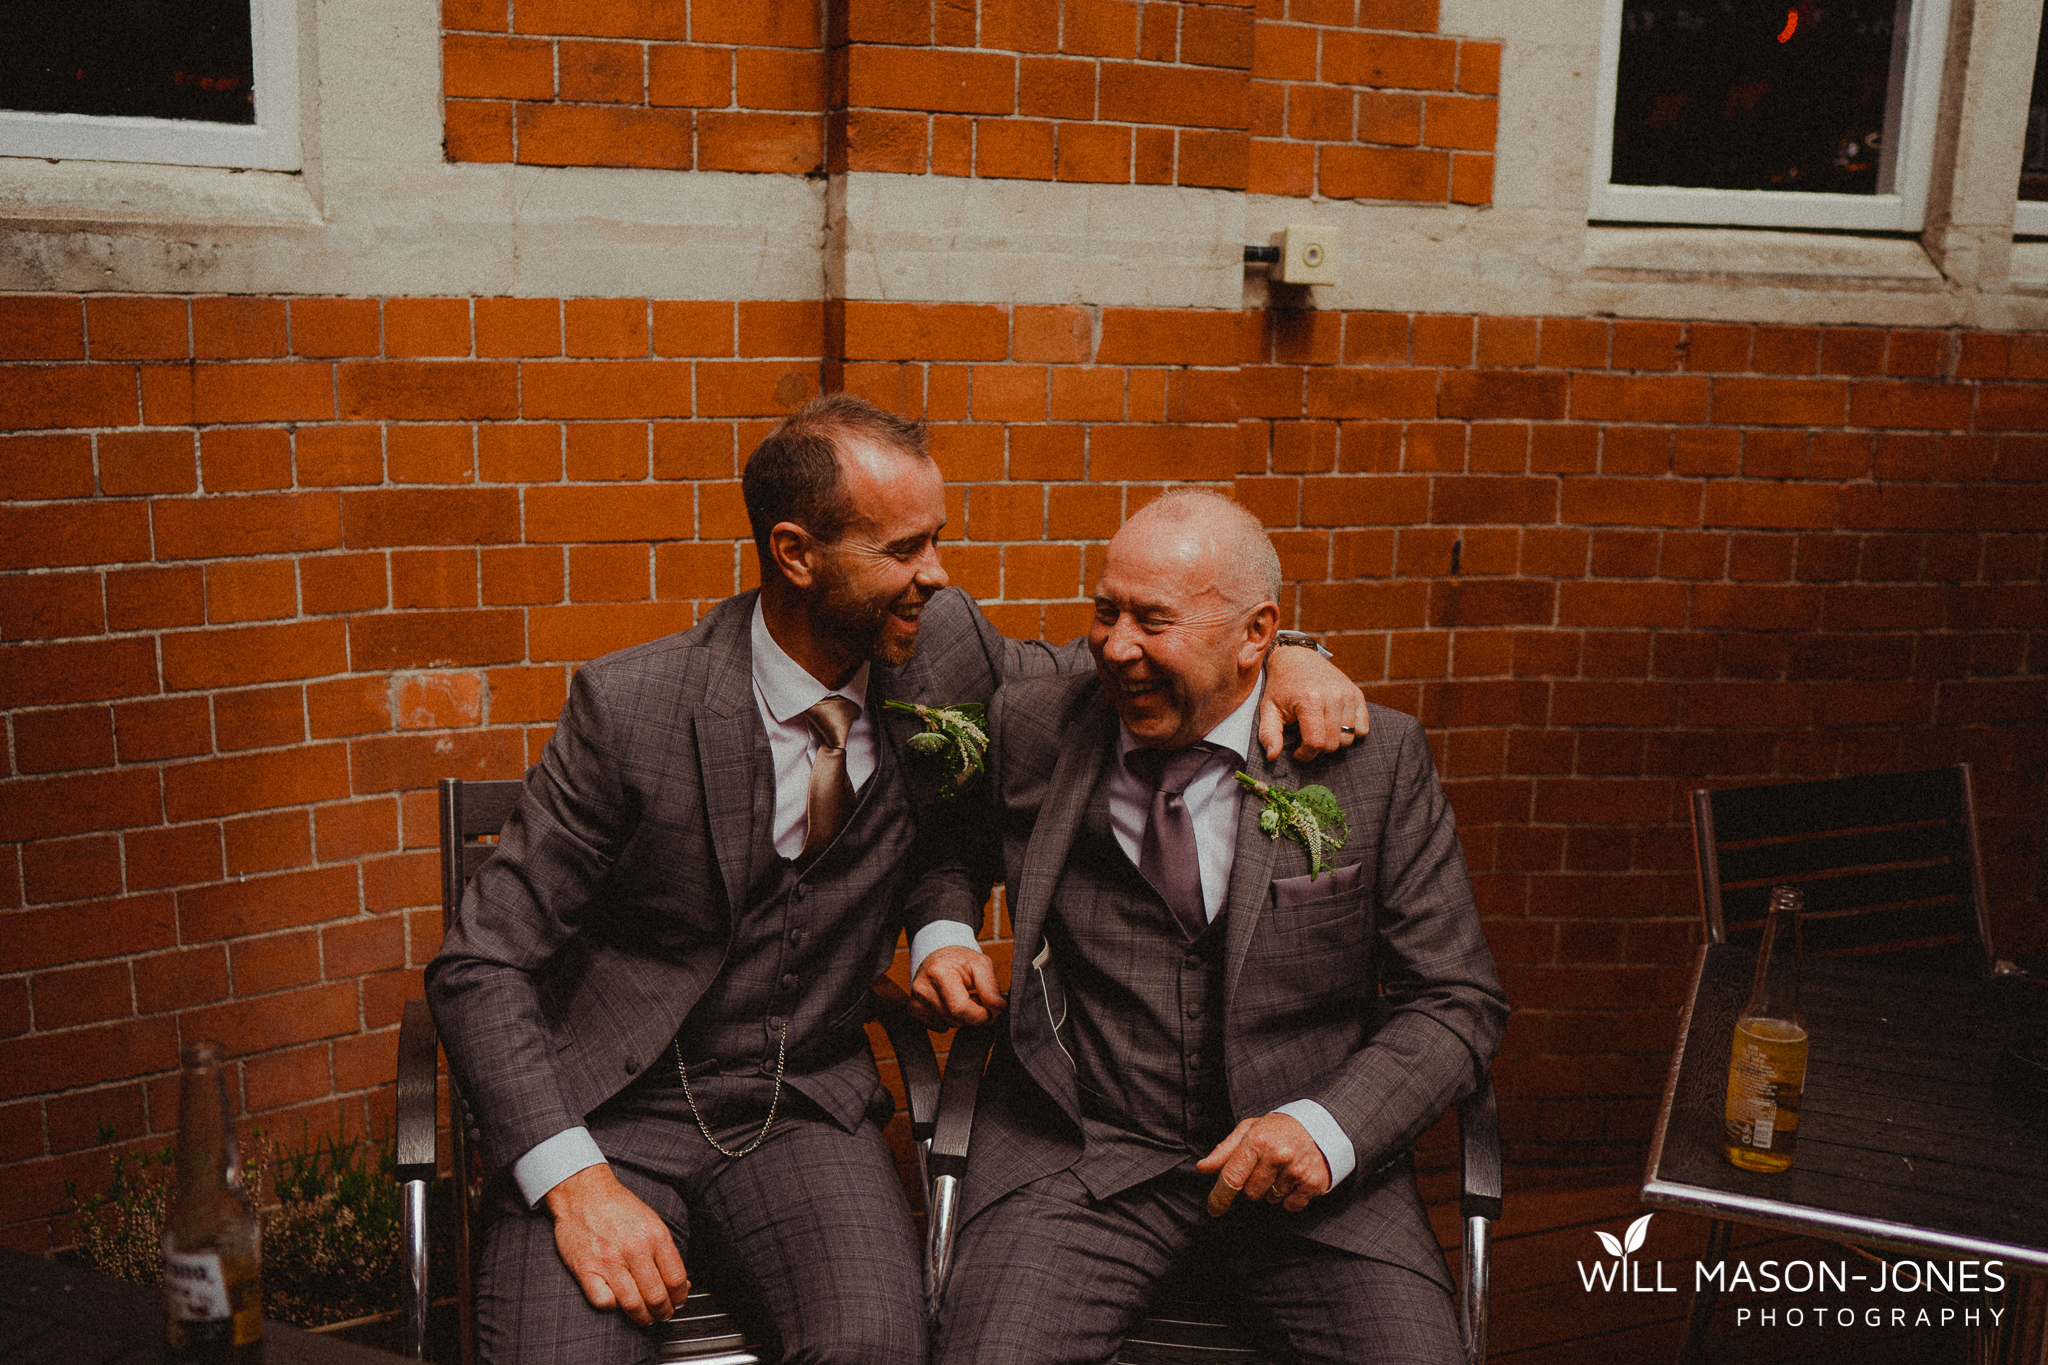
[
  {"left": 1569, "top": 374, "right": 1709, "bottom": 424},
  {"left": 838, "top": 108, "right": 930, "bottom": 174},
  {"left": 516, "top": 102, "right": 693, "bottom": 169},
  {"left": 1430, "top": 475, "right": 1556, "bottom": 524},
  {"left": 105, "top": 566, "right": 205, "bottom": 631},
  {"left": 316, "top": 797, "right": 400, "bottom": 862},
  {"left": 0, "top": 767, "right": 161, "bottom": 842},
  {"left": 522, "top": 360, "right": 696, "bottom": 418},
  {"left": 977, "top": 119, "right": 1058, "bottom": 178},
  {"left": 1287, "top": 84, "right": 1353, "bottom": 142},
  {"left": 700, "top": 112, "right": 825, "bottom": 173},
  {"left": 645, "top": 43, "right": 731, "bottom": 107},
  {"left": 201, "top": 427, "right": 294, "bottom": 493},
  {"left": 1847, "top": 380, "right": 1974, "bottom": 431},
  {"left": 340, "top": 487, "right": 519, "bottom": 548},
  {"left": 1437, "top": 370, "right": 1566, "bottom": 421},
  {"left": 1248, "top": 139, "right": 1314, "bottom": 196},
  {"left": 180, "top": 981, "right": 358, "bottom": 1057},
  {"left": 125, "top": 822, "right": 226, "bottom": 893},
  {"left": 383, "top": 424, "right": 472, "bottom": 484},
  {"left": 653, "top": 543, "right": 733, "bottom": 600},
  {"left": 1701, "top": 481, "right": 1838, "bottom": 530},
  {"left": 0, "top": 571, "right": 103, "bottom": 640},
  {"left": 13, "top": 705, "right": 114, "bottom": 775},
  {"left": 140, "top": 362, "right": 333, "bottom": 425},
  {"left": 569, "top": 544, "right": 651, "bottom": 601},
  {"left": 350, "top": 728, "right": 531, "bottom": 797},
  {"left": 1975, "top": 386, "right": 2048, "bottom": 432},
  {"left": 0, "top": 296, "right": 84, "bottom": 360},
  {"left": 843, "top": 302, "right": 1011, "bottom": 362},
  {"left": 162, "top": 621, "right": 347, "bottom": 691},
  {"left": 848, "top": 49, "right": 1016, "bottom": 115},
  {"left": 325, "top": 913, "right": 407, "bottom": 977},
  {"left": 1098, "top": 63, "right": 1249, "bottom": 129},
  {"left": 983, "top": 0, "right": 1062, "bottom": 51},
  {"left": 1096, "top": 308, "right": 1245, "bottom": 366},
  {"left": 1886, "top": 328, "right": 1948, "bottom": 377},
  {"left": 348, "top": 609, "right": 528, "bottom": 670},
  {"left": 735, "top": 47, "right": 826, "bottom": 111},
  {"left": 478, "top": 425, "right": 562, "bottom": 483},
  {"left": 224, "top": 809, "right": 314, "bottom": 875},
  {"left": 0, "top": 364, "right": 138, "bottom": 431},
  {"left": 391, "top": 548, "right": 480, "bottom": 608},
  {"left": 737, "top": 302, "right": 823, "bottom": 360},
  {"left": 1088, "top": 424, "right": 1239, "bottom": 481},
  {"left": 1303, "top": 368, "right": 1435, "bottom": 419},
  {"left": 308, "top": 676, "right": 392, "bottom": 738},
  {"left": 302, "top": 552, "right": 390, "bottom": 617},
  {"left": 1423, "top": 94, "right": 1493, "bottom": 151},
  {"left": 488, "top": 664, "right": 572, "bottom": 724},
  {"left": 1183, "top": 5, "right": 1254, "bottom": 67},
  {"left": 0, "top": 1016, "right": 177, "bottom": 1101},
  {"left": 445, "top": 34, "right": 556, "bottom": 99},
  {"left": 135, "top": 945, "right": 229, "bottom": 1013},
  {"left": 1057, "top": 122, "right": 1132, "bottom": 182},
  {"left": 561, "top": 423, "right": 645, "bottom": 481},
  {"left": 1710, "top": 377, "right": 1847, "bottom": 427},
  {"left": 1610, "top": 321, "right": 1684, "bottom": 372},
  {"left": 291, "top": 299, "right": 382, "bottom": 358},
  {"left": 206, "top": 559, "right": 299, "bottom": 624},
  {"left": 693, "top": 0, "right": 818, "bottom": 45},
  {"left": 1322, "top": 31, "right": 1456, "bottom": 89},
  {"left": 1448, "top": 152, "right": 1492, "bottom": 204},
  {"left": 1176, "top": 128, "right": 1248, "bottom": 189},
  {"left": 0, "top": 502, "right": 151, "bottom": 570},
  {"left": 1456, "top": 39, "right": 1500, "bottom": 94},
  {"left": 335, "top": 360, "right": 516, "bottom": 421},
  {"left": 161, "top": 745, "right": 352, "bottom": 826},
  {"left": 100, "top": 429, "right": 198, "bottom": 495},
  {"left": 559, "top": 38, "right": 644, "bottom": 102},
  {"left": 193, "top": 298, "right": 289, "bottom": 359},
  {"left": 0, "top": 433, "right": 94, "bottom": 500},
  {"left": 87, "top": 297, "right": 189, "bottom": 360},
  {"left": 153, "top": 492, "right": 344, "bottom": 560},
  {"left": 1062, "top": 0, "right": 1140, "bottom": 57},
  {"left": 1018, "top": 56, "right": 1095, "bottom": 121},
  {"left": 513, "top": 0, "right": 688, "bottom": 39}
]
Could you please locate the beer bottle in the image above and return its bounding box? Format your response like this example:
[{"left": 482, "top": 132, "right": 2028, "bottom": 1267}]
[
  {"left": 1723, "top": 886, "right": 1810, "bottom": 1173},
  {"left": 162, "top": 1040, "right": 263, "bottom": 1363}
]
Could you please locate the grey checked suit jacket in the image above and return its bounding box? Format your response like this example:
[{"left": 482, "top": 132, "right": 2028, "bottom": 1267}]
[
  {"left": 918, "top": 673, "right": 1508, "bottom": 1287},
  {"left": 428, "top": 586, "right": 1065, "bottom": 1178}
]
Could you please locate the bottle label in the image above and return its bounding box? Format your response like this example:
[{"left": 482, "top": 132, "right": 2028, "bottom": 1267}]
[{"left": 164, "top": 1250, "right": 233, "bottom": 1320}]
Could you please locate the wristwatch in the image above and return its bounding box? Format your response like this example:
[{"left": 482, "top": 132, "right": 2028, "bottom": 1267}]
[{"left": 1272, "top": 630, "right": 1334, "bottom": 660}]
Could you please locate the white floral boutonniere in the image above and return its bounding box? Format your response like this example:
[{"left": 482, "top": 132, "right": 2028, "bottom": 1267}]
[
  {"left": 885, "top": 700, "right": 988, "bottom": 795},
  {"left": 1235, "top": 772, "right": 1349, "bottom": 878}
]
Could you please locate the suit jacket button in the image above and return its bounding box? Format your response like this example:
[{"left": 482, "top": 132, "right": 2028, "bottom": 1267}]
[
  {"left": 1183, "top": 954, "right": 1201, "bottom": 970},
  {"left": 622, "top": 1057, "right": 638, "bottom": 1074},
  {"left": 1184, "top": 1001, "right": 1202, "bottom": 1019},
  {"left": 781, "top": 972, "right": 799, "bottom": 992}
]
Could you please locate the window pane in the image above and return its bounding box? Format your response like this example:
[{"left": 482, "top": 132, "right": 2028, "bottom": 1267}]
[
  {"left": 2023, "top": 3, "right": 2048, "bottom": 202},
  {"left": 1612, "top": 0, "right": 1905, "bottom": 195},
  {"left": 0, "top": 0, "right": 256, "bottom": 125}
]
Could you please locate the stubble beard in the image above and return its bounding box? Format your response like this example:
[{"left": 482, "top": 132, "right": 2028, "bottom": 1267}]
[{"left": 812, "top": 578, "right": 924, "bottom": 669}]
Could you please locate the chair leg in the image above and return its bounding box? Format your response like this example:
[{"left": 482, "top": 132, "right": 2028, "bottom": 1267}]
[
  {"left": 1677, "top": 1219, "right": 1731, "bottom": 1365},
  {"left": 1459, "top": 1214, "right": 1491, "bottom": 1365}
]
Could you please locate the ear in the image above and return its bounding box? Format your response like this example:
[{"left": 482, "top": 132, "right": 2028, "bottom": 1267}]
[
  {"left": 768, "top": 521, "right": 818, "bottom": 589},
  {"left": 1237, "top": 601, "right": 1280, "bottom": 671}
]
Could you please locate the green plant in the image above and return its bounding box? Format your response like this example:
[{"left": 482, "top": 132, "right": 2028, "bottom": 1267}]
[{"left": 66, "top": 1124, "right": 417, "bottom": 1329}]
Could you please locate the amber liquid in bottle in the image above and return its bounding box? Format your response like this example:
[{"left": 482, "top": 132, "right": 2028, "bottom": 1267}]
[
  {"left": 163, "top": 1040, "right": 263, "bottom": 1364},
  {"left": 1724, "top": 886, "right": 1809, "bottom": 1173}
]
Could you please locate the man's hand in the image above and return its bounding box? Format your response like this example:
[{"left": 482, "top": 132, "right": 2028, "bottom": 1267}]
[
  {"left": 543, "top": 1163, "right": 689, "bottom": 1325},
  {"left": 910, "top": 945, "right": 1008, "bottom": 1028},
  {"left": 1260, "top": 645, "right": 1367, "bottom": 761},
  {"left": 1196, "top": 1113, "right": 1333, "bottom": 1215}
]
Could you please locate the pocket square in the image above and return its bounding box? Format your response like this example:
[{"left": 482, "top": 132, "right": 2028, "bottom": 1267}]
[{"left": 1271, "top": 858, "right": 1365, "bottom": 909}]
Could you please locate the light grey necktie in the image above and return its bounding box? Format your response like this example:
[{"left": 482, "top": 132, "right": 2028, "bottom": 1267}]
[
  {"left": 1125, "top": 743, "right": 1220, "bottom": 940},
  {"left": 800, "top": 696, "right": 859, "bottom": 861}
]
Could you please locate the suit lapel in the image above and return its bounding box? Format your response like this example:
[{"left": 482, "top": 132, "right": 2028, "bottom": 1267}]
[
  {"left": 1009, "top": 691, "right": 1116, "bottom": 998},
  {"left": 693, "top": 594, "right": 767, "bottom": 925},
  {"left": 1222, "top": 739, "right": 1291, "bottom": 1008}
]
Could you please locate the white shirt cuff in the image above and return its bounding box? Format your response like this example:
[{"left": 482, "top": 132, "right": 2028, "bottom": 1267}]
[
  {"left": 512, "top": 1127, "right": 608, "bottom": 1208},
  {"left": 1273, "top": 1100, "right": 1357, "bottom": 1188},
  {"left": 909, "top": 920, "right": 985, "bottom": 978}
]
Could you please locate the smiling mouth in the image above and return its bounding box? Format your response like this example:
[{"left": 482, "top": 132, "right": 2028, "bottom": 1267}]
[{"left": 1104, "top": 674, "right": 1162, "bottom": 700}]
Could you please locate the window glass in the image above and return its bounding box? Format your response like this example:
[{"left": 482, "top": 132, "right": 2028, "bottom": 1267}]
[
  {"left": 2023, "top": 3, "right": 2048, "bottom": 204},
  {"left": 1612, "top": 0, "right": 1906, "bottom": 197},
  {"left": 0, "top": 0, "right": 256, "bottom": 126}
]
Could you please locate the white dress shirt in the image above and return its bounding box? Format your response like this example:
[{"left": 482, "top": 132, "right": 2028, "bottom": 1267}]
[
  {"left": 911, "top": 679, "right": 1358, "bottom": 1187},
  {"left": 510, "top": 601, "right": 874, "bottom": 1207}
]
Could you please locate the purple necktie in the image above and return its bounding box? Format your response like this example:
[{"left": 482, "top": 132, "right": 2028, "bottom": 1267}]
[{"left": 1125, "top": 743, "right": 1219, "bottom": 940}]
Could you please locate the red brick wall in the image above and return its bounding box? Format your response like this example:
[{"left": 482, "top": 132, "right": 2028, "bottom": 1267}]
[
  {"left": 442, "top": 0, "right": 1500, "bottom": 203},
  {"left": 2, "top": 291, "right": 2044, "bottom": 1249}
]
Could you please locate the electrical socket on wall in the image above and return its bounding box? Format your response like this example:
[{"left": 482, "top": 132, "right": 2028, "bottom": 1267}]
[{"left": 1277, "top": 224, "right": 1339, "bottom": 286}]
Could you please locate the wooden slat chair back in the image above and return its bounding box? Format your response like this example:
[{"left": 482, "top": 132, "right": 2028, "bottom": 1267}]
[
  {"left": 397, "top": 777, "right": 944, "bottom": 1365},
  {"left": 1693, "top": 764, "right": 1994, "bottom": 976}
]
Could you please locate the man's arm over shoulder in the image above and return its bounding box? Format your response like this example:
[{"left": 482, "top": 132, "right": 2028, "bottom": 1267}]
[{"left": 1295, "top": 707, "right": 1508, "bottom": 1179}]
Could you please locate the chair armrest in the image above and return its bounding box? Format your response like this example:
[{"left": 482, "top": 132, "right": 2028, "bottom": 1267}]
[
  {"left": 928, "top": 1023, "right": 996, "bottom": 1182},
  {"left": 867, "top": 977, "right": 943, "bottom": 1143},
  {"left": 397, "top": 999, "right": 440, "bottom": 1185},
  {"left": 1457, "top": 1071, "right": 1503, "bottom": 1223}
]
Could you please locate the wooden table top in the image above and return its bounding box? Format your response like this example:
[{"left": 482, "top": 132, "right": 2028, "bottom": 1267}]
[
  {"left": 0, "top": 1247, "right": 401, "bottom": 1364},
  {"left": 1643, "top": 944, "right": 2048, "bottom": 1272}
]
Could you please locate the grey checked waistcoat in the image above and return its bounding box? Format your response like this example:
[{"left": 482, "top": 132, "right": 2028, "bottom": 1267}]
[{"left": 1051, "top": 769, "right": 1236, "bottom": 1201}]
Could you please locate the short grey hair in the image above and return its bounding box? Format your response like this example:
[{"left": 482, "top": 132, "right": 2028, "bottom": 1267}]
[{"left": 1126, "top": 489, "right": 1281, "bottom": 611}]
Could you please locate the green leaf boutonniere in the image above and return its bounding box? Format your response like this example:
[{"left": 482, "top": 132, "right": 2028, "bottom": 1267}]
[
  {"left": 885, "top": 700, "right": 989, "bottom": 795},
  {"left": 1235, "top": 773, "right": 1349, "bottom": 878}
]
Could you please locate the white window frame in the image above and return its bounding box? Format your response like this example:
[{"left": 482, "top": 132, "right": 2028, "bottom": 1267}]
[
  {"left": 0, "top": 0, "right": 300, "bottom": 172},
  {"left": 1589, "top": 0, "right": 1952, "bottom": 231},
  {"left": 2019, "top": 100, "right": 2048, "bottom": 236}
]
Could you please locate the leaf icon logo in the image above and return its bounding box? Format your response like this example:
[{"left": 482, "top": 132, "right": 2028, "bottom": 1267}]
[
  {"left": 1594, "top": 1230, "right": 1623, "bottom": 1257},
  {"left": 1624, "top": 1212, "right": 1653, "bottom": 1254}
]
